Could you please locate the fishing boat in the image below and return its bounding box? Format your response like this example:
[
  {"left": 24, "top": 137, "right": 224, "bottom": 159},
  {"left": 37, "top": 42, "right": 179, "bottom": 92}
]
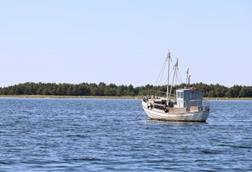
[{"left": 142, "top": 51, "right": 210, "bottom": 122}]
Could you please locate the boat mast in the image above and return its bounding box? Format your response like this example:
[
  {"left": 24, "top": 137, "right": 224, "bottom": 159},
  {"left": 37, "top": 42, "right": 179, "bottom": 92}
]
[
  {"left": 169, "top": 58, "right": 178, "bottom": 98},
  {"left": 188, "top": 75, "right": 191, "bottom": 88},
  {"left": 167, "top": 51, "right": 171, "bottom": 105}
]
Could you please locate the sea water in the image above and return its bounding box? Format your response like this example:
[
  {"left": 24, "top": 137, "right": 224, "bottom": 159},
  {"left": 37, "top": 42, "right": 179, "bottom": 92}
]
[{"left": 0, "top": 98, "right": 251, "bottom": 171}]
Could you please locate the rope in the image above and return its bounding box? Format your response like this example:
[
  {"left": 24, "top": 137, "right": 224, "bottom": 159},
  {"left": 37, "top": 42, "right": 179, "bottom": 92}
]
[
  {"left": 155, "top": 58, "right": 167, "bottom": 86},
  {"left": 152, "top": 51, "right": 187, "bottom": 97}
]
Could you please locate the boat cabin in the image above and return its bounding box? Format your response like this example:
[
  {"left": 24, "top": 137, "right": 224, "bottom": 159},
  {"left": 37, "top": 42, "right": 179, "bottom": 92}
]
[{"left": 175, "top": 88, "right": 203, "bottom": 108}]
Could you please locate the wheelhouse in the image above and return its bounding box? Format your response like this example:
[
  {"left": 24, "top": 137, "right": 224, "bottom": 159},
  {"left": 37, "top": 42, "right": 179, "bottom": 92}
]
[{"left": 175, "top": 88, "right": 203, "bottom": 109}]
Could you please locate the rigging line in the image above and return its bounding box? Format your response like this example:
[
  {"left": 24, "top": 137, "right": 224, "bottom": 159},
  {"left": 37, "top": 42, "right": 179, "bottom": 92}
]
[
  {"left": 154, "top": 52, "right": 179, "bottom": 97},
  {"left": 174, "top": 63, "right": 182, "bottom": 86},
  {"left": 155, "top": 60, "right": 167, "bottom": 95},
  {"left": 174, "top": 66, "right": 179, "bottom": 86},
  {"left": 178, "top": 57, "right": 187, "bottom": 85},
  {"left": 176, "top": 69, "right": 181, "bottom": 86},
  {"left": 156, "top": 54, "right": 174, "bottom": 94},
  {"left": 169, "top": 59, "right": 178, "bottom": 98},
  {"left": 166, "top": 57, "right": 174, "bottom": 95},
  {"left": 172, "top": 57, "right": 179, "bottom": 86},
  {"left": 177, "top": 69, "right": 183, "bottom": 85},
  {"left": 162, "top": 55, "right": 174, "bottom": 84},
  {"left": 155, "top": 58, "right": 167, "bottom": 85},
  {"left": 158, "top": 61, "right": 167, "bottom": 85},
  {"left": 172, "top": 55, "right": 182, "bottom": 85}
]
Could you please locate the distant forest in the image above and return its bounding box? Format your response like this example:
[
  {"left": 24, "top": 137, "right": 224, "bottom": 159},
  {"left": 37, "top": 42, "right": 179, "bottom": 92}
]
[{"left": 0, "top": 82, "right": 252, "bottom": 97}]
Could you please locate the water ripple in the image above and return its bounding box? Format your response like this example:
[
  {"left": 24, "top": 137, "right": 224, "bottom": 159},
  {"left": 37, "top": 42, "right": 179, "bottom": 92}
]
[{"left": 0, "top": 99, "right": 252, "bottom": 171}]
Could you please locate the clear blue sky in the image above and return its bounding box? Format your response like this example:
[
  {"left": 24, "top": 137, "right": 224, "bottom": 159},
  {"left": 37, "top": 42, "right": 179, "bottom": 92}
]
[{"left": 0, "top": 0, "right": 251, "bottom": 87}]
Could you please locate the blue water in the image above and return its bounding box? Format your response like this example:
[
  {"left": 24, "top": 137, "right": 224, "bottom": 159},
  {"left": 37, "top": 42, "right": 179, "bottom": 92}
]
[{"left": 0, "top": 98, "right": 252, "bottom": 171}]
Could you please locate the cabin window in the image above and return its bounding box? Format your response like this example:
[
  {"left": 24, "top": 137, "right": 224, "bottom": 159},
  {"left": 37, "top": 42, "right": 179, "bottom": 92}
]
[
  {"left": 177, "top": 92, "right": 184, "bottom": 98},
  {"left": 190, "top": 92, "right": 193, "bottom": 99}
]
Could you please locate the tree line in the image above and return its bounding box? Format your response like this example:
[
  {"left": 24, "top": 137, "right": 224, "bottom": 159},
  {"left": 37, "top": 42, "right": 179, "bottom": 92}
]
[{"left": 0, "top": 82, "right": 252, "bottom": 97}]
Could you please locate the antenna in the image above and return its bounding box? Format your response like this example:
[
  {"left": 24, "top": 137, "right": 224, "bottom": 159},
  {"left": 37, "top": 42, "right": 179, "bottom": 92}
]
[{"left": 186, "top": 68, "right": 190, "bottom": 88}]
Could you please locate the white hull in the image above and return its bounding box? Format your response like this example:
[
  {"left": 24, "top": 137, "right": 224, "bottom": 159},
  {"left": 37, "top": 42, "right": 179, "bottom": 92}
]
[{"left": 142, "top": 101, "right": 209, "bottom": 122}]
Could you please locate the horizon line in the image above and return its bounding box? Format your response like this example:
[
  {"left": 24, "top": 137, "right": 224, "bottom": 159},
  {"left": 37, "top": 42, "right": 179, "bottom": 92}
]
[{"left": 0, "top": 81, "right": 251, "bottom": 88}]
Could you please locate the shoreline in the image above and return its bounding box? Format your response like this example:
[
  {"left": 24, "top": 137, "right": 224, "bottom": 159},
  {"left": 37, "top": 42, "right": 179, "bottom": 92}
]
[
  {"left": 206, "top": 97, "right": 252, "bottom": 100},
  {"left": 0, "top": 95, "right": 141, "bottom": 99},
  {"left": 0, "top": 95, "right": 252, "bottom": 100}
]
